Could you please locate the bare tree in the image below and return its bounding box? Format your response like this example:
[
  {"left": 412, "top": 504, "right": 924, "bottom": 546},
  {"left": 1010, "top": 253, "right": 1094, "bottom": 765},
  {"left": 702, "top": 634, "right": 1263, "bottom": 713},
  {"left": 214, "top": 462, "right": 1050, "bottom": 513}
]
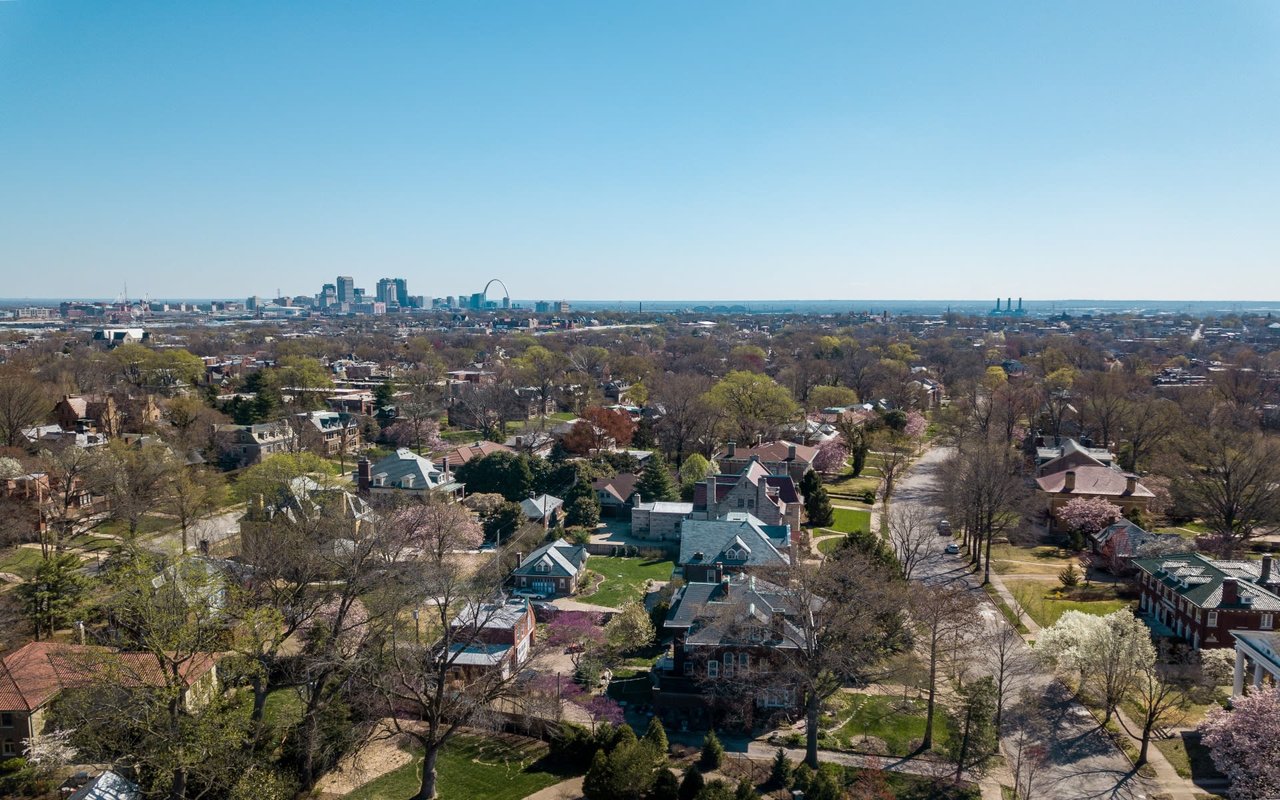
[
  {"left": 886, "top": 504, "right": 935, "bottom": 581},
  {"left": 652, "top": 373, "right": 716, "bottom": 465},
  {"left": 1130, "top": 656, "right": 1190, "bottom": 766},
  {"left": 979, "top": 622, "right": 1035, "bottom": 732},
  {"left": 937, "top": 439, "right": 1029, "bottom": 584},
  {"left": 0, "top": 364, "right": 48, "bottom": 447},
  {"left": 1006, "top": 695, "right": 1051, "bottom": 800},
  {"left": 876, "top": 432, "right": 913, "bottom": 507},
  {"left": 1176, "top": 429, "right": 1280, "bottom": 555},
  {"left": 1118, "top": 394, "right": 1180, "bottom": 472},
  {"left": 763, "top": 552, "right": 911, "bottom": 767},
  {"left": 912, "top": 582, "right": 980, "bottom": 750}
]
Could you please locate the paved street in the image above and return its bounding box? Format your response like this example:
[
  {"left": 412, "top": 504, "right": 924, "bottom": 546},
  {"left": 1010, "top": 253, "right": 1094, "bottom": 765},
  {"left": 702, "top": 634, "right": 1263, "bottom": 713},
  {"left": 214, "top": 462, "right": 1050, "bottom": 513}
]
[{"left": 892, "top": 447, "right": 1153, "bottom": 800}]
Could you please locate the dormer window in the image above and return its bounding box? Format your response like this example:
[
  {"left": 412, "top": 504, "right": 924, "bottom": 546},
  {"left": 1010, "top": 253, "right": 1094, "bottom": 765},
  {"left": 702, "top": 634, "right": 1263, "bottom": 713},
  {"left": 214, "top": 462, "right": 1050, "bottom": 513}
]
[{"left": 535, "top": 561, "right": 550, "bottom": 573}]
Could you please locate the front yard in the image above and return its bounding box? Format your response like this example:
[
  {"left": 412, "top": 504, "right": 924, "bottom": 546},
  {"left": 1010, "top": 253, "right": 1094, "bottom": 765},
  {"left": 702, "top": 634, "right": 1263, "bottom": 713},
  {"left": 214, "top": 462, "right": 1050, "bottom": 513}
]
[
  {"left": 819, "top": 691, "right": 950, "bottom": 756},
  {"left": 343, "top": 734, "right": 566, "bottom": 800},
  {"left": 579, "top": 556, "right": 674, "bottom": 609},
  {"left": 1006, "top": 578, "right": 1132, "bottom": 628}
]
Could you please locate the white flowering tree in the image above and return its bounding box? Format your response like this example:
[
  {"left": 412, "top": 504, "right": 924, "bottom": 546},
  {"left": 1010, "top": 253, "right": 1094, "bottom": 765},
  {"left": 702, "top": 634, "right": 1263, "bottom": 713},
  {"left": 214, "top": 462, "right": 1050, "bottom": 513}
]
[
  {"left": 1035, "top": 608, "right": 1155, "bottom": 724},
  {"left": 24, "top": 729, "right": 78, "bottom": 773}
]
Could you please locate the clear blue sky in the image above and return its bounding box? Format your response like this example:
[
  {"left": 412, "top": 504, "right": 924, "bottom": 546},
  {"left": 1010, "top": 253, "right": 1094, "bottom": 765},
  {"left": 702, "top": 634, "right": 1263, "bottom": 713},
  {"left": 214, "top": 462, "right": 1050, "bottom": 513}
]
[{"left": 2, "top": 1, "right": 1279, "bottom": 301}]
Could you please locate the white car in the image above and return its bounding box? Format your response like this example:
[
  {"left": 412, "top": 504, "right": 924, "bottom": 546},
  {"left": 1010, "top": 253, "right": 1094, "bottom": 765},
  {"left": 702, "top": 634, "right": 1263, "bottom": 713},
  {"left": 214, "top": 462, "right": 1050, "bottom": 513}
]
[
  {"left": 511, "top": 588, "right": 548, "bottom": 600},
  {"left": 944, "top": 543, "right": 961, "bottom": 555}
]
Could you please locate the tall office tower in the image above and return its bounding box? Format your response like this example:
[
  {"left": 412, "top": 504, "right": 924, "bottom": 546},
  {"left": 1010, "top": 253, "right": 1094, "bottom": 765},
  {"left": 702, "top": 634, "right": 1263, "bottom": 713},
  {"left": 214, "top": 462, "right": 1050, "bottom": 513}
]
[
  {"left": 320, "top": 283, "right": 337, "bottom": 308},
  {"left": 470, "top": 292, "right": 485, "bottom": 310},
  {"left": 394, "top": 278, "right": 409, "bottom": 307},
  {"left": 502, "top": 296, "right": 510, "bottom": 309},
  {"left": 336, "top": 276, "right": 355, "bottom": 304},
  {"left": 375, "top": 278, "right": 396, "bottom": 304}
]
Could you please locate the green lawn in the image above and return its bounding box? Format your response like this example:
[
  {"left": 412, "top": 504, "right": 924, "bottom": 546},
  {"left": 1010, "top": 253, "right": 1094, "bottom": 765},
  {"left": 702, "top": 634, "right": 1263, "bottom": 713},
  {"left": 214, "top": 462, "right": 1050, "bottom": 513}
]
[
  {"left": 344, "top": 735, "right": 564, "bottom": 800},
  {"left": 97, "top": 514, "right": 173, "bottom": 538},
  {"left": 1007, "top": 579, "right": 1131, "bottom": 629},
  {"left": 581, "top": 556, "right": 674, "bottom": 608},
  {"left": 830, "top": 508, "right": 871, "bottom": 534},
  {"left": 817, "top": 536, "right": 846, "bottom": 555},
  {"left": 0, "top": 546, "right": 46, "bottom": 578},
  {"left": 823, "top": 692, "right": 949, "bottom": 756},
  {"left": 1153, "top": 731, "right": 1224, "bottom": 783}
]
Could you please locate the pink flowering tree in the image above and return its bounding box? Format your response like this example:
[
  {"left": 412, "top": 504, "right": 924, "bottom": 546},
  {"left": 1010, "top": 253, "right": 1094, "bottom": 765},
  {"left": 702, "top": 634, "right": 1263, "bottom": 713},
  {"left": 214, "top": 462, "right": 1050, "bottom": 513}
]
[
  {"left": 545, "top": 611, "right": 608, "bottom": 669},
  {"left": 1057, "top": 496, "right": 1123, "bottom": 535},
  {"left": 904, "top": 410, "right": 927, "bottom": 440},
  {"left": 382, "top": 417, "right": 446, "bottom": 453},
  {"left": 1200, "top": 686, "right": 1280, "bottom": 800},
  {"left": 813, "top": 439, "right": 850, "bottom": 474}
]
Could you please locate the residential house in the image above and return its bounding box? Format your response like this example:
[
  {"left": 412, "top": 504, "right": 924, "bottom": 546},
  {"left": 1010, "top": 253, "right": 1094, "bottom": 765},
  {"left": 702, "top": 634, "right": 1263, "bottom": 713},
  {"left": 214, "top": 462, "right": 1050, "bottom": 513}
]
[
  {"left": 239, "top": 476, "right": 373, "bottom": 564},
  {"left": 0, "top": 641, "right": 218, "bottom": 756},
  {"left": 520, "top": 494, "right": 563, "bottom": 528},
  {"left": 1133, "top": 553, "right": 1280, "bottom": 650},
  {"left": 713, "top": 441, "right": 817, "bottom": 483},
  {"left": 1036, "top": 467, "right": 1154, "bottom": 532},
  {"left": 1035, "top": 437, "right": 1118, "bottom": 476},
  {"left": 355, "top": 449, "right": 463, "bottom": 500},
  {"left": 693, "top": 461, "right": 804, "bottom": 531},
  {"left": 677, "top": 513, "right": 790, "bottom": 583},
  {"left": 509, "top": 540, "right": 588, "bottom": 597},
  {"left": 652, "top": 573, "right": 806, "bottom": 719},
  {"left": 441, "top": 440, "right": 515, "bottom": 468},
  {"left": 631, "top": 498, "right": 695, "bottom": 541},
  {"left": 1089, "top": 520, "right": 1182, "bottom": 574},
  {"left": 212, "top": 421, "right": 296, "bottom": 468},
  {"left": 296, "top": 410, "right": 362, "bottom": 457},
  {"left": 53, "top": 394, "right": 122, "bottom": 438},
  {"left": 445, "top": 599, "right": 536, "bottom": 681},
  {"left": 593, "top": 473, "right": 639, "bottom": 517},
  {"left": 1, "top": 470, "right": 106, "bottom": 538}
]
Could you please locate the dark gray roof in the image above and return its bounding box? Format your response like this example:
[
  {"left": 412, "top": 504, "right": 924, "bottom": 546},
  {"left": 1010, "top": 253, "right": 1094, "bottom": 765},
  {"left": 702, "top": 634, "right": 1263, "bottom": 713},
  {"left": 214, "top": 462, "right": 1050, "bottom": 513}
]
[
  {"left": 664, "top": 574, "right": 805, "bottom": 649},
  {"left": 512, "top": 540, "right": 588, "bottom": 579},
  {"left": 678, "top": 515, "right": 790, "bottom": 568},
  {"left": 368, "top": 448, "right": 448, "bottom": 490},
  {"left": 1132, "top": 552, "right": 1280, "bottom": 611}
]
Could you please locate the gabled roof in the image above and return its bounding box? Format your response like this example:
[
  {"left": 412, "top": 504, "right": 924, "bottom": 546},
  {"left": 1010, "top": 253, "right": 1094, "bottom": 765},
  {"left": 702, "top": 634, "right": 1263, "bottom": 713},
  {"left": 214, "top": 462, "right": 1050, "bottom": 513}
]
[
  {"left": 664, "top": 574, "right": 806, "bottom": 649},
  {"left": 593, "top": 473, "right": 640, "bottom": 504},
  {"left": 678, "top": 515, "right": 790, "bottom": 569},
  {"left": 512, "top": 539, "right": 587, "bottom": 578},
  {"left": 441, "top": 440, "right": 514, "bottom": 467},
  {"left": 692, "top": 464, "right": 801, "bottom": 508},
  {"left": 450, "top": 599, "right": 533, "bottom": 631}
]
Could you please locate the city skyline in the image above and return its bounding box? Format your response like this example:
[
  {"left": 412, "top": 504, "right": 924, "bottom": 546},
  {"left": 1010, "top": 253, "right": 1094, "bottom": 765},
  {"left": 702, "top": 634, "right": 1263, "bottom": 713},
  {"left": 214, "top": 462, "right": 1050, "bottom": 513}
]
[{"left": 3, "top": 2, "right": 1280, "bottom": 300}]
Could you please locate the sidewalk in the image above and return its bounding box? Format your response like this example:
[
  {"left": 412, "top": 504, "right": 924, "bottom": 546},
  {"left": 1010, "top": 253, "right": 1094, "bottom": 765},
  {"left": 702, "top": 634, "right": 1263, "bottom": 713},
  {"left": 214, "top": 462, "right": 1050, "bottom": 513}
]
[{"left": 984, "top": 568, "right": 1199, "bottom": 800}]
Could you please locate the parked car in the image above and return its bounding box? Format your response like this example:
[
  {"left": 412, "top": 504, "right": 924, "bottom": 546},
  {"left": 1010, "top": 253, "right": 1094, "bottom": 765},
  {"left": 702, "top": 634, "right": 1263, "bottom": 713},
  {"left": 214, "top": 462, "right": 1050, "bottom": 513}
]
[
  {"left": 511, "top": 588, "right": 548, "bottom": 600},
  {"left": 936, "top": 519, "right": 952, "bottom": 536},
  {"left": 944, "top": 543, "right": 961, "bottom": 555}
]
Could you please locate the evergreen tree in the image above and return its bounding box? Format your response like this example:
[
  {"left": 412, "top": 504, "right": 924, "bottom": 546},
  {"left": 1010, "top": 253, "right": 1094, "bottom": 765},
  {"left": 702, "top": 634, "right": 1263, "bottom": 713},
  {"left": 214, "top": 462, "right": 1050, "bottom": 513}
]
[
  {"left": 733, "top": 777, "right": 759, "bottom": 800},
  {"left": 636, "top": 452, "right": 679, "bottom": 502},
  {"left": 564, "top": 476, "right": 601, "bottom": 528},
  {"left": 700, "top": 730, "right": 724, "bottom": 770},
  {"left": 651, "top": 768, "right": 680, "bottom": 800},
  {"left": 798, "top": 468, "right": 821, "bottom": 498},
  {"left": 944, "top": 676, "right": 1000, "bottom": 781},
  {"left": 767, "top": 748, "right": 792, "bottom": 789},
  {"left": 805, "top": 485, "right": 835, "bottom": 528},
  {"left": 582, "top": 750, "right": 611, "bottom": 799},
  {"left": 642, "top": 716, "right": 669, "bottom": 756},
  {"left": 678, "top": 766, "right": 705, "bottom": 800},
  {"left": 18, "top": 552, "right": 88, "bottom": 640}
]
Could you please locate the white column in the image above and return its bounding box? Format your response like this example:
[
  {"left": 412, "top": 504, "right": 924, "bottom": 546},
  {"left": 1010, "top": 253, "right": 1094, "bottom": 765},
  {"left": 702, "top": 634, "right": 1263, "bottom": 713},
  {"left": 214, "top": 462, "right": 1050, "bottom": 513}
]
[
  {"left": 1234, "top": 649, "right": 1246, "bottom": 697},
  {"left": 1254, "top": 661, "right": 1265, "bottom": 690}
]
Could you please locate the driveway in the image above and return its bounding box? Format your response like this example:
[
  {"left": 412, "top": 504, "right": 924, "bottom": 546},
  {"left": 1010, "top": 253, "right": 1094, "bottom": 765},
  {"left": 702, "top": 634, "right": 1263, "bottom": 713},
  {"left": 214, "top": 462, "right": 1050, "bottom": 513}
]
[{"left": 892, "top": 447, "right": 1152, "bottom": 800}]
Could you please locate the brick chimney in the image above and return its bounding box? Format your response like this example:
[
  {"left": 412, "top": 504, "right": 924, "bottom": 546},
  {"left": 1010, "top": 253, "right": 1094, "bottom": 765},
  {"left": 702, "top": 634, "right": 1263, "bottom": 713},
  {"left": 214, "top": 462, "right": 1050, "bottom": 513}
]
[
  {"left": 516, "top": 551, "right": 524, "bottom": 567},
  {"left": 788, "top": 443, "right": 797, "bottom": 461},
  {"left": 442, "top": 456, "right": 450, "bottom": 480},
  {"left": 727, "top": 440, "right": 736, "bottom": 458},
  {"left": 357, "top": 457, "right": 371, "bottom": 493},
  {"left": 1125, "top": 474, "right": 1137, "bottom": 495},
  {"left": 720, "top": 575, "right": 730, "bottom": 598},
  {"left": 704, "top": 476, "right": 717, "bottom": 512},
  {"left": 771, "top": 611, "right": 784, "bottom": 640},
  {"left": 1222, "top": 578, "right": 1239, "bottom": 606},
  {"left": 1063, "top": 470, "right": 1076, "bottom": 492},
  {"left": 1262, "top": 555, "right": 1274, "bottom": 588}
]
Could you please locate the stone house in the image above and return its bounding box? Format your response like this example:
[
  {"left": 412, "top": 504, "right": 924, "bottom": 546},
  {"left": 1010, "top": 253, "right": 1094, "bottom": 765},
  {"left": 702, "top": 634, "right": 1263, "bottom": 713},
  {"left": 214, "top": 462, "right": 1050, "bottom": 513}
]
[
  {"left": 713, "top": 441, "right": 817, "bottom": 484},
  {"left": 692, "top": 461, "right": 804, "bottom": 531}
]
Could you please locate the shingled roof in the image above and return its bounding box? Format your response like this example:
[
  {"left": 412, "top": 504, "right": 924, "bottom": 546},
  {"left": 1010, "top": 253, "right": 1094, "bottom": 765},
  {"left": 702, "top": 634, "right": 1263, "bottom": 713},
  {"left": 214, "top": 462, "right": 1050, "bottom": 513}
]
[{"left": 1131, "top": 552, "right": 1280, "bottom": 611}]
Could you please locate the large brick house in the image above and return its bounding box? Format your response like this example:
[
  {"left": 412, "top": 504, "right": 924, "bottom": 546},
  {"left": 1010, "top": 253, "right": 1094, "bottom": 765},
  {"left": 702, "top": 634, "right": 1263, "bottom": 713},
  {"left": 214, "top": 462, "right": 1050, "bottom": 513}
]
[
  {"left": 445, "top": 599, "right": 536, "bottom": 682},
  {"left": 213, "top": 421, "right": 296, "bottom": 468},
  {"left": 1132, "top": 553, "right": 1280, "bottom": 650},
  {"left": 295, "top": 410, "right": 362, "bottom": 457},
  {"left": 652, "top": 573, "right": 805, "bottom": 722},
  {"left": 0, "top": 642, "right": 219, "bottom": 757},
  {"left": 693, "top": 461, "right": 803, "bottom": 531},
  {"left": 1036, "top": 467, "right": 1154, "bottom": 532},
  {"left": 713, "top": 441, "right": 817, "bottom": 484}
]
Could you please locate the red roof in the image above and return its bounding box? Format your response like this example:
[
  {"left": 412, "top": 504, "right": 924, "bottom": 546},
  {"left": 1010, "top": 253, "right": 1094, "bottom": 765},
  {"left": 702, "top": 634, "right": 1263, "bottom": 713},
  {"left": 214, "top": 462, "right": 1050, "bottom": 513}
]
[
  {"left": 0, "top": 641, "right": 218, "bottom": 712},
  {"left": 1036, "top": 467, "right": 1155, "bottom": 498},
  {"left": 441, "top": 440, "right": 514, "bottom": 467},
  {"left": 717, "top": 441, "right": 818, "bottom": 465}
]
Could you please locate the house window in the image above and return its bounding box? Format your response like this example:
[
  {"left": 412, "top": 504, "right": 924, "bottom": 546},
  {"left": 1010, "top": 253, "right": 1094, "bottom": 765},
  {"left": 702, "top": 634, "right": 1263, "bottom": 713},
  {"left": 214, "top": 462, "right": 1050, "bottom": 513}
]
[
  {"left": 1, "top": 740, "right": 13, "bottom": 756},
  {"left": 1207, "top": 611, "right": 1218, "bottom": 627},
  {"left": 1263, "top": 614, "right": 1274, "bottom": 630},
  {"left": 707, "top": 660, "right": 719, "bottom": 678},
  {"left": 739, "top": 653, "right": 749, "bottom": 671},
  {"left": 736, "top": 498, "right": 744, "bottom": 508},
  {"left": 536, "top": 562, "right": 549, "bottom": 573},
  {"left": 0, "top": 712, "right": 11, "bottom": 728},
  {"left": 746, "top": 499, "right": 754, "bottom": 509}
]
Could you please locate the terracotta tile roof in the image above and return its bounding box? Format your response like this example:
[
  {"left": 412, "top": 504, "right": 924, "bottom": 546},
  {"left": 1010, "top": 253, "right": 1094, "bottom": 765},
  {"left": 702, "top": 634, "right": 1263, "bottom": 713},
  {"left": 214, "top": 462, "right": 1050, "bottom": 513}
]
[
  {"left": 716, "top": 441, "right": 818, "bottom": 465},
  {"left": 593, "top": 473, "right": 639, "bottom": 504},
  {"left": 0, "top": 641, "right": 217, "bottom": 712},
  {"left": 441, "top": 440, "right": 514, "bottom": 466}
]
